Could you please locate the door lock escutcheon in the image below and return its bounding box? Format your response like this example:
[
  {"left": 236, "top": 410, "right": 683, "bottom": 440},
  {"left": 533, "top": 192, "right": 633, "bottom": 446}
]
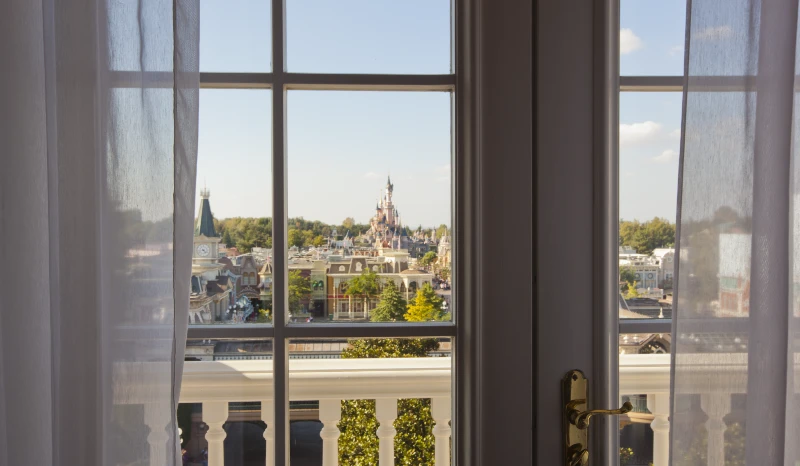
[{"left": 562, "top": 370, "right": 633, "bottom": 466}]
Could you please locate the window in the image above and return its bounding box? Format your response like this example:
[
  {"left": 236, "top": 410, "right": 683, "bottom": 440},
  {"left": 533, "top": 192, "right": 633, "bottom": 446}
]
[
  {"left": 618, "top": 0, "right": 685, "bottom": 464},
  {"left": 184, "top": 1, "right": 455, "bottom": 465}
]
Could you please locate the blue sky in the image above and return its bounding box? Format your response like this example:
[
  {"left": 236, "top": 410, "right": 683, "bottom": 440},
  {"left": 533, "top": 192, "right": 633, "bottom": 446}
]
[{"left": 197, "top": 0, "right": 686, "bottom": 225}]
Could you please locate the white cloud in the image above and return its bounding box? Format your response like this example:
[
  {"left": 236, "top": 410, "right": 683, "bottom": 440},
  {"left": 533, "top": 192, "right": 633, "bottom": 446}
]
[
  {"left": 620, "top": 121, "right": 663, "bottom": 146},
  {"left": 620, "top": 29, "right": 644, "bottom": 54},
  {"left": 669, "top": 45, "right": 684, "bottom": 57},
  {"left": 695, "top": 25, "right": 732, "bottom": 40},
  {"left": 363, "top": 171, "right": 379, "bottom": 178},
  {"left": 652, "top": 149, "right": 679, "bottom": 164},
  {"left": 669, "top": 129, "right": 681, "bottom": 140}
]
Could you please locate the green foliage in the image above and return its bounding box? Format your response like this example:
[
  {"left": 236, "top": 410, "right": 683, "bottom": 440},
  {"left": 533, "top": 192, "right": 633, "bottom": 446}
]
[
  {"left": 405, "top": 283, "right": 446, "bottom": 322},
  {"left": 620, "top": 266, "right": 636, "bottom": 286},
  {"left": 287, "top": 229, "right": 304, "bottom": 249},
  {"left": 222, "top": 229, "right": 234, "bottom": 248},
  {"left": 312, "top": 235, "right": 326, "bottom": 247},
  {"left": 338, "top": 338, "right": 440, "bottom": 465},
  {"left": 624, "top": 281, "right": 640, "bottom": 299},
  {"left": 214, "top": 217, "right": 273, "bottom": 253},
  {"left": 438, "top": 267, "right": 450, "bottom": 282},
  {"left": 619, "top": 447, "right": 635, "bottom": 465},
  {"left": 345, "top": 269, "right": 381, "bottom": 300},
  {"left": 619, "top": 217, "right": 675, "bottom": 255},
  {"left": 419, "top": 251, "right": 438, "bottom": 268},
  {"left": 676, "top": 421, "right": 745, "bottom": 466},
  {"left": 342, "top": 217, "right": 355, "bottom": 230},
  {"left": 256, "top": 308, "right": 271, "bottom": 323},
  {"left": 370, "top": 281, "right": 408, "bottom": 322},
  {"left": 288, "top": 270, "right": 311, "bottom": 314}
]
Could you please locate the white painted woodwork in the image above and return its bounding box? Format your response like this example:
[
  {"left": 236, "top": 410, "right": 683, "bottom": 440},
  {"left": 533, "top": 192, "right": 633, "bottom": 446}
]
[{"left": 375, "top": 398, "right": 398, "bottom": 466}]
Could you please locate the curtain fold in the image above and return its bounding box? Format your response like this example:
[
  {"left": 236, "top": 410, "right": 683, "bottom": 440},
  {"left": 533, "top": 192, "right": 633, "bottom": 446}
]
[
  {"left": 0, "top": 0, "right": 199, "bottom": 464},
  {"left": 671, "top": 0, "right": 800, "bottom": 464}
]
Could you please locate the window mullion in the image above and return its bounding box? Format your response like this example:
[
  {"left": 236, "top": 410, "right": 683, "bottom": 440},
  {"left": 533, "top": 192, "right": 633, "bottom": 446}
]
[{"left": 271, "top": 1, "right": 288, "bottom": 465}]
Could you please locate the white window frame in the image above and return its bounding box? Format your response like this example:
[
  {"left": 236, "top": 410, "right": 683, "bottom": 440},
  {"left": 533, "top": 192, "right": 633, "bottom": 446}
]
[
  {"left": 186, "top": 0, "right": 539, "bottom": 464},
  {"left": 616, "top": 81, "right": 684, "bottom": 339},
  {"left": 187, "top": 0, "right": 464, "bottom": 464}
]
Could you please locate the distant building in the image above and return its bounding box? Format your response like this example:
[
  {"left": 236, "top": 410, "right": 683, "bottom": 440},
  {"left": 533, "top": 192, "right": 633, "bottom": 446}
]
[
  {"left": 189, "top": 188, "right": 233, "bottom": 323},
  {"left": 327, "top": 250, "right": 434, "bottom": 321},
  {"left": 365, "top": 176, "right": 414, "bottom": 250},
  {"left": 651, "top": 248, "right": 675, "bottom": 289},
  {"left": 619, "top": 248, "right": 660, "bottom": 291}
]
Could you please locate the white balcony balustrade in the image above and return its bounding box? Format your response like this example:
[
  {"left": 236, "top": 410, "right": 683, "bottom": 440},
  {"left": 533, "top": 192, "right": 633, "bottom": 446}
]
[
  {"left": 114, "top": 353, "right": 779, "bottom": 465},
  {"left": 179, "top": 358, "right": 451, "bottom": 466}
]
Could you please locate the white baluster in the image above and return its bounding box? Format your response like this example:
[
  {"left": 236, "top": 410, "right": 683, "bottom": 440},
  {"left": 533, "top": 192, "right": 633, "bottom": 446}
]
[
  {"left": 701, "top": 393, "right": 730, "bottom": 466},
  {"left": 261, "top": 400, "right": 274, "bottom": 466},
  {"left": 647, "top": 394, "right": 670, "bottom": 466},
  {"left": 375, "top": 399, "right": 398, "bottom": 466},
  {"left": 144, "top": 402, "right": 170, "bottom": 466},
  {"left": 319, "top": 399, "right": 342, "bottom": 466},
  {"left": 431, "top": 397, "right": 452, "bottom": 466},
  {"left": 204, "top": 401, "right": 229, "bottom": 466}
]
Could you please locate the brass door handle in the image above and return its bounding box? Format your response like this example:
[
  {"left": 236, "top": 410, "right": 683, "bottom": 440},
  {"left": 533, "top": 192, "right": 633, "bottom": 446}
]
[
  {"left": 567, "top": 399, "right": 633, "bottom": 429},
  {"left": 562, "top": 370, "right": 633, "bottom": 466}
]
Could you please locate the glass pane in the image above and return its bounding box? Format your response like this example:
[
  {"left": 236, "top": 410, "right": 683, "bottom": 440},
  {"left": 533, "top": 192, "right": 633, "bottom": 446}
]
[
  {"left": 619, "top": 92, "right": 681, "bottom": 317},
  {"left": 288, "top": 338, "right": 452, "bottom": 465},
  {"left": 190, "top": 89, "right": 272, "bottom": 325},
  {"left": 286, "top": 91, "right": 453, "bottom": 324},
  {"left": 620, "top": 0, "right": 686, "bottom": 76},
  {"left": 200, "top": 0, "right": 272, "bottom": 72},
  {"left": 619, "top": 335, "right": 671, "bottom": 466},
  {"left": 179, "top": 338, "right": 274, "bottom": 465},
  {"left": 286, "top": 0, "right": 451, "bottom": 74}
]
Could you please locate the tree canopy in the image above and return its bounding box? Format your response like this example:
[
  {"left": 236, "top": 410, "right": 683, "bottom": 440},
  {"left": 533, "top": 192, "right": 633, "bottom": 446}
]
[
  {"left": 619, "top": 266, "right": 636, "bottom": 287},
  {"left": 344, "top": 269, "right": 381, "bottom": 300},
  {"left": 338, "top": 339, "right": 440, "bottom": 465},
  {"left": 288, "top": 270, "right": 310, "bottom": 314},
  {"left": 619, "top": 217, "right": 675, "bottom": 255},
  {"left": 418, "top": 251, "right": 438, "bottom": 268},
  {"left": 370, "top": 281, "right": 408, "bottom": 322},
  {"left": 405, "top": 283, "right": 447, "bottom": 322}
]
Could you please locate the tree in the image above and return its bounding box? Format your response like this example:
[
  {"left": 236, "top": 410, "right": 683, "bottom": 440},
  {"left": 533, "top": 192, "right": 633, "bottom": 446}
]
[
  {"left": 287, "top": 228, "right": 304, "bottom": 249},
  {"left": 302, "top": 230, "right": 314, "bottom": 247},
  {"left": 439, "top": 266, "right": 451, "bottom": 282},
  {"left": 370, "top": 281, "right": 407, "bottom": 322},
  {"left": 619, "top": 266, "right": 636, "bottom": 292},
  {"left": 312, "top": 235, "right": 326, "bottom": 247},
  {"left": 619, "top": 217, "right": 676, "bottom": 255},
  {"left": 405, "top": 283, "right": 446, "bottom": 322},
  {"left": 338, "top": 338, "right": 440, "bottom": 465},
  {"left": 624, "top": 281, "right": 640, "bottom": 300},
  {"left": 222, "top": 229, "right": 234, "bottom": 248},
  {"left": 342, "top": 217, "right": 355, "bottom": 230},
  {"left": 288, "top": 270, "right": 311, "bottom": 314},
  {"left": 419, "top": 251, "right": 438, "bottom": 268},
  {"left": 345, "top": 269, "right": 381, "bottom": 316}
]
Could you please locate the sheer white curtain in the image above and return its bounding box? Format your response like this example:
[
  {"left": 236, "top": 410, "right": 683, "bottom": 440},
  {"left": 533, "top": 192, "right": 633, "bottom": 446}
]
[
  {"left": 0, "top": 0, "right": 198, "bottom": 465},
  {"left": 671, "top": 0, "right": 799, "bottom": 464}
]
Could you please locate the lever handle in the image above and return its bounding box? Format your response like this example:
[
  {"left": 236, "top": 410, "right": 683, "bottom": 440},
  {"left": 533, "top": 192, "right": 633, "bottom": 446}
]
[{"left": 567, "top": 400, "right": 633, "bottom": 429}]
